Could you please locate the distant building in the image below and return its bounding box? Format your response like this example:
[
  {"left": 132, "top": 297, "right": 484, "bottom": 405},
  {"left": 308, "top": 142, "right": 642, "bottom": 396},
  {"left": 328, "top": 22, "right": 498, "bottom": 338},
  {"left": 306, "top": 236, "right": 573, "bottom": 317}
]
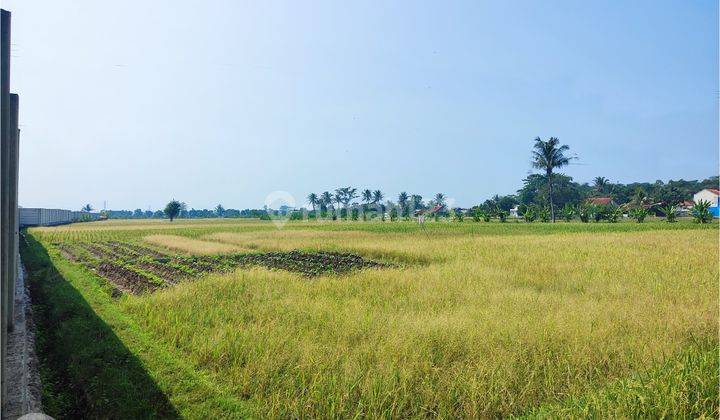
[
  {"left": 677, "top": 200, "right": 694, "bottom": 216},
  {"left": 510, "top": 206, "right": 519, "bottom": 218},
  {"left": 692, "top": 189, "right": 720, "bottom": 217},
  {"left": 586, "top": 197, "right": 615, "bottom": 206}
]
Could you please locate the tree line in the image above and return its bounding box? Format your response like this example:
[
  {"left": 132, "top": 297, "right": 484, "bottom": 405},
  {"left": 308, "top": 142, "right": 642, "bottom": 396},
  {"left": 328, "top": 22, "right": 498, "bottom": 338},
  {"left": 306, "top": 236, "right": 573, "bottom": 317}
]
[{"left": 96, "top": 137, "right": 717, "bottom": 223}]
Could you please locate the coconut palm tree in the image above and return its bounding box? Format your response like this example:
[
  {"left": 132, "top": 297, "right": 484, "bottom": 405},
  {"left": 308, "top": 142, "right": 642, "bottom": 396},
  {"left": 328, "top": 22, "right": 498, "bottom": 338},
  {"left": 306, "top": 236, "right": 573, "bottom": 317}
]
[
  {"left": 362, "top": 189, "right": 373, "bottom": 205},
  {"left": 593, "top": 176, "right": 609, "bottom": 194},
  {"left": 321, "top": 191, "right": 334, "bottom": 211},
  {"left": 531, "top": 137, "right": 573, "bottom": 222},
  {"left": 372, "top": 190, "right": 383, "bottom": 204},
  {"left": 398, "top": 192, "right": 409, "bottom": 217},
  {"left": 410, "top": 194, "right": 423, "bottom": 212},
  {"left": 81, "top": 204, "right": 93, "bottom": 212},
  {"left": 307, "top": 193, "right": 319, "bottom": 213},
  {"left": 434, "top": 193, "right": 446, "bottom": 207}
]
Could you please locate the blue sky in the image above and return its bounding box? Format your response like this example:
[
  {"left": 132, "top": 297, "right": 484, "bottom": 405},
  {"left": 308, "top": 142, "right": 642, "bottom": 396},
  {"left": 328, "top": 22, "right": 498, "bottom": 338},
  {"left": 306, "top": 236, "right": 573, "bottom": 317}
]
[{"left": 5, "top": 0, "right": 718, "bottom": 210}]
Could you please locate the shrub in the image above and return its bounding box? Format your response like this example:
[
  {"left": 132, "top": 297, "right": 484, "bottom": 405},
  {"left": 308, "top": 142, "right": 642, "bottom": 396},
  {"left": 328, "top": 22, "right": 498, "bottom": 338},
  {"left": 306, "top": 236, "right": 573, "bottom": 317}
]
[
  {"left": 606, "top": 206, "right": 623, "bottom": 223},
  {"left": 483, "top": 211, "right": 491, "bottom": 222},
  {"left": 472, "top": 209, "right": 482, "bottom": 222},
  {"left": 691, "top": 200, "right": 713, "bottom": 224},
  {"left": 539, "top": 207, "right": 550, "bottom": 223},
  {"left": 524, "top": 205, "right": 537, "bottom": 223},
  {"left": 497, "top": 210, "right": 508, "bottom": 223},
  {"left": 660, "top": 204, "right": 678, "bottom": 223},
  {"left": 577, "top": 204, "right": 590, "bottom": 223},
  {"left": 454, "top": 209, "right": 464, "bottom": 222},
  {"left": 562, "top": 203, "right": 574, "bottom": 222},
  {"left": 629, "top": 207, "right": 649, "bottom": 223}
]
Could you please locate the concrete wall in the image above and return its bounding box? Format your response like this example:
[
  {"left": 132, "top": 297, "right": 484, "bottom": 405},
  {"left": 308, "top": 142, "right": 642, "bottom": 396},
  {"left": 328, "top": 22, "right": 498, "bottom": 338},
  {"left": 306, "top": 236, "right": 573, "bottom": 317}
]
[
  {"left": 19, "top": 208, "right": 101, "bottom": 227},
  {"left": 1, "top": 8, "right": 19, "bottom": 411}
]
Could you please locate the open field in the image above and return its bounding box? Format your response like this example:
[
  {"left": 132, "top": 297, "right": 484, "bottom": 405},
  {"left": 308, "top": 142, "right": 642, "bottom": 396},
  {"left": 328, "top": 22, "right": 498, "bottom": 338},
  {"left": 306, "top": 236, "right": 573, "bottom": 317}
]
[{"left": 22, "top": 219, "right": 718, "bottom": 418}]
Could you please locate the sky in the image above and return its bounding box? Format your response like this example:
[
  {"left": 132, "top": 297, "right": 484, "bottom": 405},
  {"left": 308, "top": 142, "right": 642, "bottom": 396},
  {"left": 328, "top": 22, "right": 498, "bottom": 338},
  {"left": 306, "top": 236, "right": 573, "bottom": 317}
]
[{"left": 4, "top": 0, "right": 718, "bottom": 210}]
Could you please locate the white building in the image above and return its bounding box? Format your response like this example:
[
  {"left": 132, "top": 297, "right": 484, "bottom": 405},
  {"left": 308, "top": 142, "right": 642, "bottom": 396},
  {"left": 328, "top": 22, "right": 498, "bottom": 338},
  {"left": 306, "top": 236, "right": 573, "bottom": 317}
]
[{"left": 692, "top": 189, "right": 720, "bottom": 217}]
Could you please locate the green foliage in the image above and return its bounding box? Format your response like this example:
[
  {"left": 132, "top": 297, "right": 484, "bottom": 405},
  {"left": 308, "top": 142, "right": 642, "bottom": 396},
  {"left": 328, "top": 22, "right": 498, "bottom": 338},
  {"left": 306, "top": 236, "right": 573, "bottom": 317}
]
[
  {"left": 578, "top": 204, "right": 591, "bottom": 223},
  {"left": 539, "top": 206, "right": 550, "bottom": 223},
  {"left": 523, "top": 205, "right": 537, "bottom": 223},
  {"left": 606, "top": 205, "right": 624, "bottom": 223},
  {"left": 497, "top": 210, "right": 508, "bottom": 223},
  {"left": 629, "top": 207, "right": 649, "bottom": 223},
  {"left": 660, "top": 204, "right": 678, "bottom": 223},
  {"left": 691, "top": 200, "right": 713, "bottom": 224},
  {"left": 164, "top": 200, "right": 182, "bottom": 222},
  {"left": 390, "top": 207, "right": 398, "bottom": 222},
  {"left": 562, "top": 203, "right": 575, "bottom": 222},
  {"left": 472, "top": 209, "right": 482, "bottom": 222},
  {"left": 592, "top": 205, "right": 604, "bottom": 223},
  {"left": 454, "top": 209, "right": 464, "bottom": 222}
]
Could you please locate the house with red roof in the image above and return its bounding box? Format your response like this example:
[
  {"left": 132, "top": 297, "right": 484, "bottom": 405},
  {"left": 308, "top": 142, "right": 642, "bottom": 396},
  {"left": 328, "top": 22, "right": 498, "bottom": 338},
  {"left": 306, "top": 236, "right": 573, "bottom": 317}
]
[
  {"left": 586, "top": 197, "right": 615, "bottom": 206},
  {"left": 693, "top": 189, "right": 720, "bottom": 217}
]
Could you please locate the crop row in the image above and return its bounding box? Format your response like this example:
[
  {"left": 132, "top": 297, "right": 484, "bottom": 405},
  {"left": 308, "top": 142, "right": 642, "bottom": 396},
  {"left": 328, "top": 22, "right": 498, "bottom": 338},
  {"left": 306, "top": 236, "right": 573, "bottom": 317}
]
[{"left": 54, "top": 241, "right": 387, "bottom": 295}]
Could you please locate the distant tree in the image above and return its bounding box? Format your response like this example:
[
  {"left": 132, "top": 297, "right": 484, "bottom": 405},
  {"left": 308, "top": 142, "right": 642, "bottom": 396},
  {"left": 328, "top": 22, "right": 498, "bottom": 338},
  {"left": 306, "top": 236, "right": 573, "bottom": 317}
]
[
  {"left": 81, "top": 204, "right": 93, "bottom": 212},
  {"left": 133, "top": 208, "right": 144, "bottom": 218},
  {"left": 215, "top": 204, "right": 225, "bottom": 218},
  {"left": 372, "top": 189, "right": 383, "bottom": 204},
  {"left": 335, "top": 187, "right": 358, "bottom": 210},
  {"left": 531, "top": 137, "right": 574, "bottom": 222},
  {"left": 593, "top": 177, "right": 609, "bottom": 194},
  {"left": 362, "top": 189, "right": 373, "bottom": 204},
  {"left": 164, "top": 200, "right": 182, "bottom": 222},
  {"left": 561, "top": 203, "right": 575, "bottom": 222},
  {"left": 360, "top": 189, "right": 372, "bottom": 221},
  {"left": 398, "top": 192, "right": 409, "bottom": 217},
  {"left": 434, "top": 193, "right": 446, "bottom": 207},
  {"left": 307, "top": 193, "right": 319, "bottom": 213},
  {"left": 410, "top": 194, "right": 423, "bottom": 212},
  {"left": 321, "top": 191, "right": 334, "bottom": 212}
]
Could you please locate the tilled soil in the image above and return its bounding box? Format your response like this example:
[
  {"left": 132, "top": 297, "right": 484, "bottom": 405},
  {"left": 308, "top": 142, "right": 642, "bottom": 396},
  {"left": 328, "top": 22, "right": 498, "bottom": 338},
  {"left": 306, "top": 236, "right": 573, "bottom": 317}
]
[{"left": 56, "top": 241, "right": 387, "bottom": 296}]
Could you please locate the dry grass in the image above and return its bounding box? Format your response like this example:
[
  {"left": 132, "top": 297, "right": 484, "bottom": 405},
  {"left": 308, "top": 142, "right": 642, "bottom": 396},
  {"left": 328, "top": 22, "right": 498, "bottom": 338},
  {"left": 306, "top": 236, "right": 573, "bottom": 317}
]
[
  {"left": 143, "top": 234, "right": 246, "bottom": 255},
  {"left": 118, "top": 226, "right": 718, "bottom": 418}
]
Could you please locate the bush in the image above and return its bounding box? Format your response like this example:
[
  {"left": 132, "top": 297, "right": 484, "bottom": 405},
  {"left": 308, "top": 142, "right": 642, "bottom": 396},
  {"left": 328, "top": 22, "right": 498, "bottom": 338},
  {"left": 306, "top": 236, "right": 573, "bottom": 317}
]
[
  {"left": 606, "top": 206, "right": 623, "bottom": 223},
  {"left": 629, "top": 207, "right": 648, "bottom": 223},
  {"left": 454, "top": 209, "right": 464, "bottom": 222},
  {"left": 524, "top": 205, "right": 537, "bottom": 223},
  {"left": 539, "top": 207, "right": 550, "bottom": 223},
  {"left": 577, "top": 204, "right": 591, "bottom": 223},
  {"left": 660, "top": 204, "right": 678, "bottom": 223},
  {"left": 691, "top": 200, "right": 713, "bottom": 224},
  {"left": 497, "top": 210, "right": 508, "bottom": 223},
  {"left": 562, "top": 203, "right": 574, "bottom": 222}
]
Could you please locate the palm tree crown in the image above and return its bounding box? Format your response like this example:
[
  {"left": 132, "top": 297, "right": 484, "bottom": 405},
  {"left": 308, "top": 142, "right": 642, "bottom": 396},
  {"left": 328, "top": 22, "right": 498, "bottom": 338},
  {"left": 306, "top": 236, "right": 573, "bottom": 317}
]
[
  {"left": 372, "top": 190, "right": 383, "bottom": 204},
  {"left": 307, "top": 193, "right": 319, "bottom": 212},
  {"left": 362, "top": 189, "right": 373, "bottom": 204}
]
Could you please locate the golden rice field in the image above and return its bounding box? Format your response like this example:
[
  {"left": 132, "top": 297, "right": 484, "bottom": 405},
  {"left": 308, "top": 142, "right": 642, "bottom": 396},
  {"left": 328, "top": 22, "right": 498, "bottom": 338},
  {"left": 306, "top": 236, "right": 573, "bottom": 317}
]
[{"left": 22, "top": 219, "right": 719, "bottom": 419}]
